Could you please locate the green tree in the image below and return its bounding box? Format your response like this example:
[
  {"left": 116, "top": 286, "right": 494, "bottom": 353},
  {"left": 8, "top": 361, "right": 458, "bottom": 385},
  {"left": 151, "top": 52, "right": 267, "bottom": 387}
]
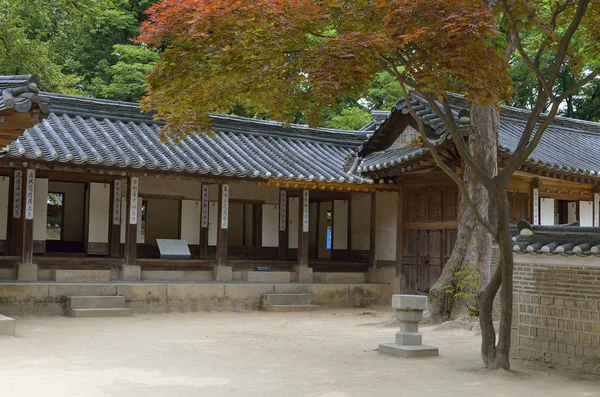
[{"left": 88, "top": 44, "right": 159, "bottom": 102}]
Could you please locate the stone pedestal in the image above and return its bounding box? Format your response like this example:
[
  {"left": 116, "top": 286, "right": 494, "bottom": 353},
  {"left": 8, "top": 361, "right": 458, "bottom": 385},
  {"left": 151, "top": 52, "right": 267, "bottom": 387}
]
[
  {"left": 17, "top": 263, "right": 38, "bottom": 281},
  {"left": 121, "top": 265, "right": 141, "bottom": 281},
  {"left": 213, "top": 265, "right": 233, "bottom": 281},
  {"left": 293, "top": 266, "right": 313, "bottom": 283},
  {"left": 379, "top": 294, "right": 438, "bottom": 358}
]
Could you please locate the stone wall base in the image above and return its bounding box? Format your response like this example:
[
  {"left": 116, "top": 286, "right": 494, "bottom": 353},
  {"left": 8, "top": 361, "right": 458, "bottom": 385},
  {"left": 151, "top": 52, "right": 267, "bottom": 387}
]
[{"left": 0, "top": 282, "right": 392, "bottom": 316}]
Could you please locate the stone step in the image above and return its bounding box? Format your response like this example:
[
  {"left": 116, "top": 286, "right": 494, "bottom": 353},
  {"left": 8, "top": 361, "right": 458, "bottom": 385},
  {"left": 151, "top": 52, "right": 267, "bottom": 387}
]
[
  {"left": 68, "top": 296, "right": 126, "bottom": 310},
  {"left": 261, "top": 293, "right": 312, "bottom": 306},
  {"left": 69, "top": 308, "right": 131, "bottom": 318},
  {"left": 262, "top": 304, "right": 320, "bottom": 312}
]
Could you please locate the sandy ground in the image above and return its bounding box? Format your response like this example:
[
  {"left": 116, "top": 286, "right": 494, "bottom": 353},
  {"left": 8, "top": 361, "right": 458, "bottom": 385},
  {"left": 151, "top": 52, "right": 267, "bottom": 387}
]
[{"left": 0, "top": 308, "right": 598, "bottom": 397}]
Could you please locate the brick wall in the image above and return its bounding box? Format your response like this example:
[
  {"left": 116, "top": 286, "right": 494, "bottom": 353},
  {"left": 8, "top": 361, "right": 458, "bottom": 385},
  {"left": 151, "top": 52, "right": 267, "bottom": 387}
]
[{"left": 512, "top": 257, "right": 600, "bottom": 374}]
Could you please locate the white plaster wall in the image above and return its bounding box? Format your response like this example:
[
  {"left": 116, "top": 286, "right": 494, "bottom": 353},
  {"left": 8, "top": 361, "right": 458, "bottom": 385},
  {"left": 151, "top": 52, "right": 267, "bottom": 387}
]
[
  {"left": 540, "top": 198, "right": 555, "bottom": 225},
  {"left": 208, "top": 201, "right": 218, "bottom": 246},
  {"left": 88, "top": 183, "right": 110, "bottom": 243},
  {"left": 48, "top": 182, "right": 85, "bottom": 242},
  {"left": 262, "top": 203, "right": 279, "bottom": 247},
  {"left": 351, "top": 192, "right": 370, "bottom": 251},
  {"left": 139, "top": 177, "right": 202, "bottom": 200},
  {"left": 580, "top": 201, "right": 593, "bottom": 226},
  {"left": 288, "top": 197, "right": 299, "bottom": 249},
  {"left": 181, "top": 200, "right": 200, "bottom": 245},
  {"left": 230, "top": 183, "right": 278, "bottom": 203},
  {"left": 33, "top": 178, "right": 49, "bottom": 241},
  {"left": 376, "top": 191, "right": 397, "bottom": 262},
  {"left": 0, "top": 177, "right": 9, "bottom": 240},
  {"left": 333, "top": 199, "right": 348, "bottom": 250}
]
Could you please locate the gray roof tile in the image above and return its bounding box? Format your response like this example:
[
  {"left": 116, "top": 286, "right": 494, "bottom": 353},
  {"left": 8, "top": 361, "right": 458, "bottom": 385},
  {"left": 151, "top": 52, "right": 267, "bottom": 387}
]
[
  {"left": 5, "top": 93, "right": 374, "bottom": 184},
  {"left": 359, "top": 92, "right": 600, "bottom": 177}
]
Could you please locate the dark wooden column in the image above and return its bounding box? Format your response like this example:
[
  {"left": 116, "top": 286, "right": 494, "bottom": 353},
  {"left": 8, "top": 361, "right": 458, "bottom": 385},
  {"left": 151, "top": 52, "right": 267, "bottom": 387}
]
[
  {"left": 278, "top": 189, "right": 288, "bottom": 260},
  {"left": 346, "top": 194, "right": 352, "bottom": 261},
  {"left": 369, "top": 191, "right": 377, "bottom": 268},
  {"left": 124, "top": 176, "right": 138, "bottom": 266},
  {"left": 9, "top": 169, "right": 23, "bottom": 256},
  {"left": 395, "top": 187, "right": 404, "bottom": 278},
  {"left": 108, "top": 179, "right": 122, "bottom": 257},
  {"left": 298, "top": 189, "right": 309, "bottom": 267},
  {"left": 216, "top": 184, "right": 229, "bottom": 265},
  {"left": 199, "top": 184, "right": 209, "bottom": 258},
  {"left": 594, "top": 187, "right": 600, "bottom": 227},
  {"left": 21, "top": 169, "right": 35, "bottom": 264}
]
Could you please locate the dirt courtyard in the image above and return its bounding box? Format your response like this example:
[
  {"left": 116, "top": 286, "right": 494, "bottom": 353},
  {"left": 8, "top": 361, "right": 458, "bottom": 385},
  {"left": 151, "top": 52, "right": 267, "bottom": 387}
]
[{"left": 0, "top": 308, "right": 598, "bottom": 397}]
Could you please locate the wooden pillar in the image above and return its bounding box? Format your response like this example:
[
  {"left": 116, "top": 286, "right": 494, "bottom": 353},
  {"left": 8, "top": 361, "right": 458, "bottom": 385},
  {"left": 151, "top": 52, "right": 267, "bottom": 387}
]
[
  {"left": 278, "top": 189, "right": 288, "bottom": 260},
  {"left": 594, "top": 187, "right": 600, "bottom": 227},
  {"left": 395, "top": 187, "right": 404, "bottom": 278},
  {"left": 346, "top": 193, "right": 352, "bottom": 261},
  {"left": 298, "top": 189, "right": 309, "bottom": 267},
  {"left": 9, "top": 169, "right": 23, "bottom": 256},
  {"left": 21, "top": 169, "right": 35, "bottom": 264},
  {"left": 199, "top": 184, "right": 209, "bottom": 258},
  {"left": 109, "top": 179, "right": 122, "bottom": 257},
  {"left": 124, "top": 176, "right": 138, "bottom": 266},
  {"left": 369, "top": 191, "right": 377, "bottom": 268},
  {"left": 531, "top": 178, "right": 540, "bottom": 225},
  {"left": 216, "top": 184, "right": 229, "bottom": 265}
]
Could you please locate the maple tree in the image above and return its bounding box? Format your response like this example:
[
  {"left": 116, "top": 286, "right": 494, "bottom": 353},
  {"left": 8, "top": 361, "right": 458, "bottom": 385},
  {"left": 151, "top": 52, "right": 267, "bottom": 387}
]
[{"left": 140, "top": 0, "right": 600, "bottom": 370}]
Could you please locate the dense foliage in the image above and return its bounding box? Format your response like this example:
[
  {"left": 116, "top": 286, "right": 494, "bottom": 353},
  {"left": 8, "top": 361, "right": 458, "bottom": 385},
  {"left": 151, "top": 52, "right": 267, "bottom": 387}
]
[
  {"left": 1, "top": 0, "right": 599, "bottom": 125},
  {"left": 0, "top": 0, "right": 158, "bottom": 101}
]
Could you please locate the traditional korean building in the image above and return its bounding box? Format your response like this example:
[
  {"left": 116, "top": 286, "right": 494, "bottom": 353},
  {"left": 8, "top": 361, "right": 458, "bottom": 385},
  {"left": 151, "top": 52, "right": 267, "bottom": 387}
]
[
  {"left": 355, "top": 92, "right": 600, "bottom": 292},
  {"left": 0, "top": 76, "right": 402, "bottom": 284},
  {"left": 0, "top": 75, "right": 598, "bottom": 294}
]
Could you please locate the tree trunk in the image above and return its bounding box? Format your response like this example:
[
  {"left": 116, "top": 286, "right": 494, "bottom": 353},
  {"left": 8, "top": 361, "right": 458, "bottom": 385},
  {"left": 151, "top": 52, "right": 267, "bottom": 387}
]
[
  {"left": 428, "top": 104, "right": 499, "bottom": 322},
  {"left": 479, "top": 190, "right": 513, "bottom": 370}
]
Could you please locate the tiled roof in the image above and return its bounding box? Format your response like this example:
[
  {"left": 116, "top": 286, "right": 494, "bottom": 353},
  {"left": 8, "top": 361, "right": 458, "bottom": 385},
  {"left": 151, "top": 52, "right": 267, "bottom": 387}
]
[
  {"left": 0, "top": 75, "right": 50, "bottom": 114},
  {"left": 512, "top": 221, "right": 600, "bottom": 257},
  {"left": 358, "top": 92, "right": 600, "bottom": 177},
  {"left": 5, "top": 92, "right": 375, "bottom": 184}
]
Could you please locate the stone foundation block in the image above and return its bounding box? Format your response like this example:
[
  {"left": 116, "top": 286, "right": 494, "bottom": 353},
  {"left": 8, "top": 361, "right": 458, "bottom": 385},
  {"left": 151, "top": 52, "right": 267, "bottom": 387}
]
[
  {"left": 213, "top": 265, "right": 233, "bottom": 281},
  {"left": 142, "top": 271, "right": 185, "bottom": 281},
  {"left": 379, "top": 343, "right": 439, "bottom": 358},
  {"left": 0, "top": 314, "right": 16, "bottom": 336},
  {"left": 17, "top": 263, "right": 38, "bottom": 281},
  {"left": 184, "top": 271, "right": 213, "bottom": 281},
  {"left": 121, "top": 265, "right": 141, "bottom": 281},
  {"left": 293, "top": 267, "right": 313, "bottom": 283},
  {"left": 242, "top": 271, "right": 291, "bottom": 283},
  {"left": 54, "top": 269, "right": 111, "bottom": 282}
]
